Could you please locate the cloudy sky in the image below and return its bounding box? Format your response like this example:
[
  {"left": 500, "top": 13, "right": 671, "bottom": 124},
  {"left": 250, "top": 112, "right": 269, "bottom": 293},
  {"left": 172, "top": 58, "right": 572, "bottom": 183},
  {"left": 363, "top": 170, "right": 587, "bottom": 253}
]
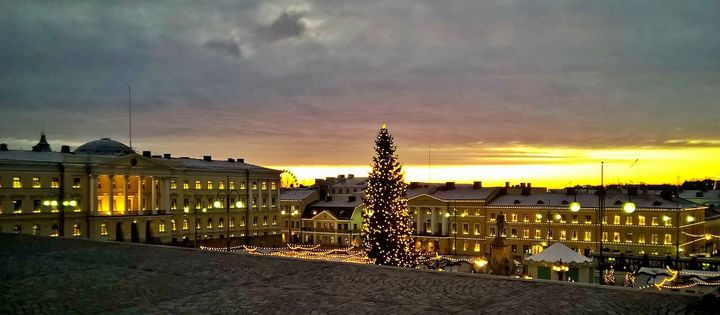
[{"left": 2, "top": 1, "right": 719, "bottom": 186}]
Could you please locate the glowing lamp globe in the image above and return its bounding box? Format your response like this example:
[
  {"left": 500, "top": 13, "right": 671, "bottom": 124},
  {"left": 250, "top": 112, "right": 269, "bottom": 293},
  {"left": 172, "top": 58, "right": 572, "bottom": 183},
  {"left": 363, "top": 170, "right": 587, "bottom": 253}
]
[
  {"left": 535, "top": 213, "right": 543, "bottom": 220},
  {"left": 569, "top": 201, "right": 581, "bottom": 212},
  {"left": 686, "top": 215, "right": 695, "bottom": 223},
  {"left": 554, "top": 213, "right": 562, "bottom": 220},
  {"left": 183, "top": 207, "right": 190, "bottom": 214},
  {"left": 62, "top": 201, "right": 70, "bottom": 206},
  {"left": 69, "top": 200, "right": 77, "bottom": 207},
  {"left": 662, "top": 215, "right": 671, "bottom": 222},
  {"left": 50, "top": 200, "right": 58, "bottom": 207},
  {"left": 622, "top": 202, "right": 636, "bottom": 214},
  {"left": 213, "top": 201, "right": 221, "bottom": 208},
  {"left": 202, "top": 207, "right": 207, "bottom": 213},
  {"left": 445, "top": 212, "right": 451, "bottom": 218},
  {"left": 235, "top": 201, "right": 242, "bottom": 208},
  {"left": 43, "top": 200, "right": 51, "bottom": 206},
  {"left": 281, "top": 210, "right": 287, "bottom": 215}
]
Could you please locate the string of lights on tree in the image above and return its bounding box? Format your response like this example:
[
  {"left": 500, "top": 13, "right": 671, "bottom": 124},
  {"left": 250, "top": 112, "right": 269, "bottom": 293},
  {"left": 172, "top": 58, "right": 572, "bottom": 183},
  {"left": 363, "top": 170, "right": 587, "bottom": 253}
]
[{"left": 361, "top": 123, "right": 417, "bottom": 267}]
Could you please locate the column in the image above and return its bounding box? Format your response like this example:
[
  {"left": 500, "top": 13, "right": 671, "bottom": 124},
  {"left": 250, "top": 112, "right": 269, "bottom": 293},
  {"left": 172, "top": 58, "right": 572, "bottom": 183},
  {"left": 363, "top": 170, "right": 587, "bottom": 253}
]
[
  {"left": 162, "top": 177, "right": 171, "bottom": 211},
  {"left": 431, "top": 208, "right": 437, "bottom": 236},
  {"left": 150, "top": 176, "right": 156, "bottom": 212},
  {"left": 416, "top": 207, "right": 423, "bottom": 234},
  {"left": 441, "top": 207, "right": 448, "bottom": 235},
  {"left": 89, "top": 174, "right": 97, "bottom": 213},
  {"left": 109, "top": 175, "right": 115, "bottom": 213},
  {"left": 122, "top": 175, "right": 128, "bottom": 213},
  {"left": 137, "top": 176, "right": 143, "bottom": 211}
]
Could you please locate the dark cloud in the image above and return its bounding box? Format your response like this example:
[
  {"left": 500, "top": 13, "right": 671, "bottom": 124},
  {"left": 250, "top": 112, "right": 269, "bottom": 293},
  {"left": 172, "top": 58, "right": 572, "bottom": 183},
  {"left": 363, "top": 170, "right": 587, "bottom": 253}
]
[
  {"left": 203, "top": 39, "right": 242, "bottom": 57},
  {"left": 255, "top": 12, "right": 306, "bottom": 42}
]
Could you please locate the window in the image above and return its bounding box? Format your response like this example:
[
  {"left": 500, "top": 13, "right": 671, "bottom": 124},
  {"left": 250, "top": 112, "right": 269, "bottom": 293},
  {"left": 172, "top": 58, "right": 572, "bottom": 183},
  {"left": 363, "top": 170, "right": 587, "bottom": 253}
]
[
  {"left": 207, "top": 218, "right": 213, "bottom": 229},
  {"left": 272, "top": 215, "right": 277, "bottom": 226},
  {"left": 462, "top": 223, "right": 469, "bottom": 235},
  {"left": 613, "top": 232, "right": 620, "bottom": 242},
  {"left": 13, "top": 177, "right": 22, "bottom": 188},
  {"left": 523, "top": 229, "right": 529, "bottom": 238},
  {"left": 475, "top": 243, "right": 481, "bottom": 252},
  {"left": 195, "top": 180, "right": 202, "bottom": 189},
  {"left": 240, "top": 182, "right": 246, "bottom": 190},
  {"left": 50, "top": 178, "right": 59, "bottom": 188},
  {"left": 196, "top": 220, "right": 201, "bottom": 230},
  {"left": 230, "top": 197, "right": 236, "bottom": 208},
  {"left": 219, "top": 181, "right": 225, "bottom": 189},
  {"left": 171, "top": 198, "right": 177, "bottom": 210},
  {"left": 584, "top": 231, "right": 592, "bottom": 241},
  {"left": 602, "top": 232, "right": 608, "bottom": 242},
  {"left": 170, "top": 180, "right": 177, "bottom": 190},
  {"left": 523, "top": 214, "right": 529, "bottom": 223},
  {"left": 638, "top": 234, "right": 645, "bottom": 244},
  {"left": 13, "top": 200, "right": 22, "bottom": 213},
  {"left": 261, "top": 182, "right": 267, "bottom": 190},
  {"left": 625, "top": 232, "right": 632, "bottom": 242},
  {"left": 535, "top": 214, "right": 542, "bottom": 223},
  {"left": 229, "top": 217, "right": 234, "bottom": 228},
  {"left": 510, "top": 228, "right": 517, "bottom": 238},
  {"left": 32, "top": 177, "right": 41, "bottom": 188},
  {"left": 182, "top": 219, "right": 189, "bottom": 230},
  {"left": 252, "top": 197, "right": 257, "bottom": 208},
  {"left": 33, "top": 200, "right": 41, "bottom": 213},
  {"left": 33, "top": 225, "right": 40, "bottom": 235},
  {"left": 638, "top": 216, "right": 645, "bottom": 226},
  {"left": 219, "top": 217, "right": 224, "bottom": 228},
  {"left": 571, "top": 215, "right": 578, "bottom": 224},
  {"left": 625, "top": 216, "right": 633, "bottom": 225},
  {"left": 613, "top": 215, "right": 620, "bottom": 225},
  {"left": 252, "top": 182, "right": 257, "bottom": 190},
  {"left": 271, "top": 182, "right": 277, "bottom": 190},
  {"left": 171, "top": 219, "right": 177, "bottom": 231},
  {"left": 511, "top": 213, "right": 517, "bottom": 222},
  {"left": 183, "top": 180, "right": 190, "bottom": 189},
  {"left": 72, "top": 224, "right": 81, "bottom": 237},
  {"left": 252, "top": 216, "right": 257, "bottom": 226},
  {"left": 453, "top": 223, "right": 459, "bottom": 234},
  {"left": 51, "top": 224, "right": 59, "bottom": 237},
  {"left": 651, "top": 234, "right": 658, "bottom": 244},
  {"left": 664, "top": 217, "right": 672, "bottom": 226},
  {"left": 651, "top": 217, "right": 658, "bottom": 226},
  {"left": 560, "top": 230, "right": 567, "bottom": 240},
  {"left": 585, "top": 215, "right": 592, "bottom": 224},
  {"left": 72, "top": 177, "right": 81, "bottom": 189},
  {"left": 229, "top": 181, "right": 235, "bottom": 189},
  {"left": 100, "top": 223, "right": 108, "bottom": 236},
  {"left": 207, "top": 181, "right": 213, "bottom": 190},
  {"left": 240, "top": 216, "right": 246, "bottom": 227},
  {"left": 271, "top": 197, "right": 276, "bottom": 208},
  {"left": 263, "top": 216, "right": 268, "bottom": 226},
  {"left": 664, "top": 234, "right": 672, "bottom": 245},
  {"left": 14, "top": 225, "right": 21, "bottom": 234},
  {"left": 535, "top": 229, "right": 541, "bottom": 239},
  {"left": 262, "top": 197, "right": 268, "bottom": 208},
  {"left": 159, "top": 221, "right": 166, "bottom": 233},
  {"left": 474, "top": 223, "right": 480, "bottom": 235}
]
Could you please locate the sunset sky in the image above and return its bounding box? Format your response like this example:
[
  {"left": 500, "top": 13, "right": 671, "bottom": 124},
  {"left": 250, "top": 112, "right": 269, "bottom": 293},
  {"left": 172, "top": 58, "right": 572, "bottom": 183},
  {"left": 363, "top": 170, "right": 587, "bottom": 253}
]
[{"left": 1, "top": 1, "right": 719, "bottom": 188}]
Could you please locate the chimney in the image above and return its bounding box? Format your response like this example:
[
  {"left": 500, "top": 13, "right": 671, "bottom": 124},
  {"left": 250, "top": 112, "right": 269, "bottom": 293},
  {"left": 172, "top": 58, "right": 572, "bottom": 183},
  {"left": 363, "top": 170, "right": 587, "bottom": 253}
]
[
  {"left": 505, "top": 182, "right": 510, "bottom": 188},
  {"left": 527, "top": 183, "right": 532, "bottom": 188},
  {"left": 473, "top": 181, "right": 482, "bottom": 189},
  {"left": 142, "top": 151, "right": 151, "bottom": 158},
  {"left": 237, "top": 158, "right": 244, "bottom": 163},
  {"left": 348, "top": 174, "right": 354, "bottom": 178},
  {"left": 445, "top": 182, "right": 455, "bottom": 189},
  {"left": 338, "top": 174, "right": 345, "bottom": 179},
  {"left": 61, "top": 145, "right": 71, "bottom": 153},
  {"left": 163, "top": 153, "right": 171, "bottom": 159},
  {"left": 0, "top": 143, "right": 7, "bottom": 151},
  {"left": 227, "top": 158, "right": 235, "bottom": 162},
  {"left": 348, "top": 196, "right": 356, "bottom": 202},
  {"left": 520, "top": 183, "right": 526, "bottom": 188},
  {"left": 203, "top": 155, "right": 212, "bottom": 161}
]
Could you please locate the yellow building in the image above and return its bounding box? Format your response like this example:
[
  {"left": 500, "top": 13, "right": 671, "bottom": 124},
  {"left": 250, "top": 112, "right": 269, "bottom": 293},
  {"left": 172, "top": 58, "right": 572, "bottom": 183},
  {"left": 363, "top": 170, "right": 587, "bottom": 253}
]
[
  {"left": 279, "top": 188, "right": 318, "bottom": 243},
  {"left": 299, "top": 175, "right": 365, "bottom": 246},
  {"left": 0, "top": 134, "right": 282, "bottom": 245}
]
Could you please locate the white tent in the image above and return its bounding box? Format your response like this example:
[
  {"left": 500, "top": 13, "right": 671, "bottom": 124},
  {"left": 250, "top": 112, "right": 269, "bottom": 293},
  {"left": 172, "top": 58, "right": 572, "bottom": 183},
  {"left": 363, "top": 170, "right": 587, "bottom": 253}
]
[{"left": 526, "top": 242, "right": 593, "bottom": 264}]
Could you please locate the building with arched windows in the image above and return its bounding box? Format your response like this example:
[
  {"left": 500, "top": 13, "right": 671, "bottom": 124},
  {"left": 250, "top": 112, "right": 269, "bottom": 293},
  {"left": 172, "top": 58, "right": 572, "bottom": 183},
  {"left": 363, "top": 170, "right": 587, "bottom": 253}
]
[{"left": 0, "top": 133, "right": 282, "bottom": 245}]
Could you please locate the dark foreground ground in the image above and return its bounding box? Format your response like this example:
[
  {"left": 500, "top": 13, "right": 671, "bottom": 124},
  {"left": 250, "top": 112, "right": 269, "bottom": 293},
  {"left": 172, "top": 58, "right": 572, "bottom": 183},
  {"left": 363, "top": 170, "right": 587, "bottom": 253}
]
[{"left": 0, "top": 234, "right": 712, "bottom": 314}]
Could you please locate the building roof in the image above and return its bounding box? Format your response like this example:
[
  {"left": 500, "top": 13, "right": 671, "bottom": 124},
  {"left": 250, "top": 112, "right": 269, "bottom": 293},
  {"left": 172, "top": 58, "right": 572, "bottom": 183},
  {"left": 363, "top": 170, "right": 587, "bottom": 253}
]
[
  {"left": 525, "top": 242, "right": 593, "bottom": 264},
  {"left": 157, "top": 157, "right": 278, "bottom": 173},
  {"left": 74, "top": 138, "right": 134, "bottom": 156},
  {"left": 329, "top": 177, "right": 367, "bottom": 189},
  {"left": 488, "top": 193, "right": 698, "bottom": 209},
  {"left": 303, "top": 197, "right": 362, "bottom": 220},
  {"left": 280, "top": 188, "right": 316, "bottom": 201},
  {"left": 407, "top": 183, "right": 496, "bottom": 201}
]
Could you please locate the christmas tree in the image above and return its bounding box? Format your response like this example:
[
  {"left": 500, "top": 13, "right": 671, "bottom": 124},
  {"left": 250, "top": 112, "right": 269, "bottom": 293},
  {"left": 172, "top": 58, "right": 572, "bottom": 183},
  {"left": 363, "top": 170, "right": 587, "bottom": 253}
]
[{"left": 362, "top": 123, "right": 416, "bottom": 267}]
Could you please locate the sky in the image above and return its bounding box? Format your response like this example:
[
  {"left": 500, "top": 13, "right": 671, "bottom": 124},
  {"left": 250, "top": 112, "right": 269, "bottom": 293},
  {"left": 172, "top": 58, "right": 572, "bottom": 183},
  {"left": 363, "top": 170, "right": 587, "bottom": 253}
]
[{"left": 1, "top": 1, "right": 719, "bottom": 188}]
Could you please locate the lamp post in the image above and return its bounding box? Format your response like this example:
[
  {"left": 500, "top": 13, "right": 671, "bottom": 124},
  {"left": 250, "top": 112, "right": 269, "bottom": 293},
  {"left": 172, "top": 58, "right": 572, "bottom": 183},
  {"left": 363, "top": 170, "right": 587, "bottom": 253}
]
[
  {"left": 184, "top": 201, "right": 206, "bottom": 249},
  {"left": 444, "top": 206, "right": 458, "bottom": 255},
  {"left": 214, "top": 176, "right": 242, "bottom": 251},
  {"left": 43, "top": 198, "right": 77, "bottom": 237},
  {"left": 281, "top": 207, "right": 299, "bottom": 243}
]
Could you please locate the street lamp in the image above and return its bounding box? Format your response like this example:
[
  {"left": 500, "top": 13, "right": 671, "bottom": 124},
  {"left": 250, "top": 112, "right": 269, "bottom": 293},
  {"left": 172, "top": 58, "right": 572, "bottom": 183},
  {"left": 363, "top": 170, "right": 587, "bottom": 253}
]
[
  {"left": 281, "top": 208, "right": 300, "bottom": 243},
  {"left": 184, "top": 201, "right": 207, "bottom": 248},
  {"left": 552, "top": 259, "right": 570, "bottom": 281},
  {"left": 444, "top": 207, "right": 458, "bottom": 255},
  {"left": 215, "top": 176, "right": 242, "bottom": 251}
]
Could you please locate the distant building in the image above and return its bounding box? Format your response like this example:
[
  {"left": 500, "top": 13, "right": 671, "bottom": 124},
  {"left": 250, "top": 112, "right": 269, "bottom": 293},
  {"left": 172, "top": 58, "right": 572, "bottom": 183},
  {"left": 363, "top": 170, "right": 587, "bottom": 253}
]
[
  {"left": 0, "top": 133, "right": 282, "bottom": 244},
  {"left": 301, "top": 175, "right": 365, "bottom": 246},
  {"left": 279, "top": 188, "right": 318, "bottom": 243}
]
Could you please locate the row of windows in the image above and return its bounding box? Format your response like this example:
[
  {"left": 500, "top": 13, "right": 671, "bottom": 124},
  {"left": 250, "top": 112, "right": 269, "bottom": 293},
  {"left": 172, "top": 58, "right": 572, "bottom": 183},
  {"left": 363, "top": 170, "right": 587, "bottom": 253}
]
[
  {"left": 489, "top": 212, "right": 677, "bottom": 226},
  {"left": 171, "top": 196, "right": 277, "bottom": 210},
  {"left": 12, "top": 223, "right": 79, "bottom": 237},
  {"left": 331, "top": 188, "right": 360, "bottom": 194},
  {"left": 0, "top": 177, "right": 81, "bottom": 189},
  {"left": 485, "top": 227, "right": 674, "bottom": 244},
  {"left": 170, "top": 180, "right": 277, "bottom": 191},
  {"left": 0, "top": 199, "right": 81, "bottom": 214}
]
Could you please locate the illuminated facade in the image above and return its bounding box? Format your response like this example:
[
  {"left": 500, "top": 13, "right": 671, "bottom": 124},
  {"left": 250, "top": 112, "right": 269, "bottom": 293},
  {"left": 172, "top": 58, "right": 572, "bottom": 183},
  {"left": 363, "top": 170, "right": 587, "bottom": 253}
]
[
  {"left": 0, "top": 134, "right": 282, "bottom": 244},
  {"left": 299, "top": 175, "right": 365, "bottom": 246},
  {"left": 279, "top": 188, "right": 318, "bottom": 243}
]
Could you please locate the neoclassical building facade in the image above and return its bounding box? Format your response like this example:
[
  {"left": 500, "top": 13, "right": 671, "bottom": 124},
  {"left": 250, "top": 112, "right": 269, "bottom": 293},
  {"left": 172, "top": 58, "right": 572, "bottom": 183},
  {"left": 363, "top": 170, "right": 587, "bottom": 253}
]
[{"left": 0, "top": 134, "right": 282, "bottom": 245}]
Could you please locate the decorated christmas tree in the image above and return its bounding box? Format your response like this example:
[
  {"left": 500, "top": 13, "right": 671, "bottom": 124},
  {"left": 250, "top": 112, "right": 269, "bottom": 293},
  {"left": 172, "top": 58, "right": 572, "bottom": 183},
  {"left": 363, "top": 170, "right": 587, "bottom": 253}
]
[{"left": 362, "top": 123, "right": 416, "bottom": 267}]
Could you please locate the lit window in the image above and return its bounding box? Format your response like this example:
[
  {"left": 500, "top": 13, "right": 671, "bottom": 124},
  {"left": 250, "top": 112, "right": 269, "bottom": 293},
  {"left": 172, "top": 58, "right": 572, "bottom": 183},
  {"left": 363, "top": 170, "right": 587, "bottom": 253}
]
[
  {"left": 523, "top": 214, "right": 529, "bottom": 223},
  {"left": 229, "top": 181, "right": 235, "bottom": 189},
  {"left": 638, "top": 216, "right": 645, "bottom": 226},
  {"left": 229, "top": 217, "right": 235, "bottom": 228},
  {"left": 584, "top": 231, "right": 592, "bottom": 241},
  {"left": 219, "top": 181, "right": 225, "bottom": 189},
  {"left": 50, "top": 178, "right": 59, "bottom": 188},
  {"left": 602, "top": 232, "right": 608, "bottom": 242},
  {"left": 252, "top": 182, "right": 257, "bottom": 190},
  {"left": 100, "top": 223, "right": 108, "bottom": 236},
  {"left": 571, "top": 215, "right": 578, "bottom": 224},
  {"left": 33, "top": 200, "right": 41, "bottom": 213},
  {"left": 262, "top": 182, "right": 267, "bottom": 190},
  {"left": 171, "top": 198, "right": 177, "bottom": 210},
  {"left": 535, "top": 229, "right": 541, "bottom": 239},
  {"left": 240, "top": 216, "right": 246, "bottom": 227},
  {"left": 651, "top": 234, "right": 658, "bottom": 244},
  {"left": 474, "top": 223, "right": 480, "bottom": 235},
  {"left": 171, "top": 219, "right": 176, "bottom": 231},
  {"left": 613, "top": 232, "right": 620, "bottom": 242},
  {"left": 638, "top": 234, "right": 645, "bottom": 244},
  {"left": 535, "top": 214, "right": 542, "bottom": 223},
  {"left": 664, "top": 217, "right": 672, "bottom": 226},
  {"left": 664, "top": 234, "right": 672, "bottom": 244},
  {"left": 33, "top": 225, "right": 40, "bottom": 235},
  {"left": 454, "top": 223, "right": 459, "bottom": 235},
  {"left": 463, "top": 223, "right": 469, "bottom": 235},
  {"left": 72, "top": 224, "right": 81, "bottom": 237},
  {"left": 585, "top": 215, "right": 592, "bottom": 224},
  {"left": 72, "top": 177, "right": 81, "bottom": 189},
  {"left": 263, "top": 216, "right": 268, "bottom": 226},
  {"left": 159, "top": 220, "right": 166, "bottom": 233},
  {"left": 219, "top": 217, "right": 224, "bottom": 228},
  {"left": 474, "top": 243, "right": 481, "bottom": 252},
  {"left": 170, "top": 180, "right": 177, "bottom": 190},
  {"left": 207, "top": 181, "right": 213, "bottom": 190},
  {"left": 252, "top": 216, "right": 257, "bottom": 226},
  {"left": 651, "top": 217, "right": 658, "bottom": 226},
  {"left": 613, "top": 215, "right": 620, "bottom": 225},
  {"left": 183, "top": 180, "right": 189, "bottom": 189},
  {"left": 271, "top": 197, "right": 276, "bottom": 208},
  {"left": 13, "top": 177, "right": 22, "bottom": 188},
  {"left": 196, "top": 220, "right": 201, "bottom": 230},
  {"left": 271, "top": 182, "right": 277, "bottom": 190},
  {"left": 252, "top": 198, "right": 257, "bottom": 208},
  {"left": 272, "top": 215, "right": 277, "bottom": 226},
  {"left": 560, "top": 230, "right": 567, "bottom": 240},
  {"left": 182, "top": 219, "right": 189, "bottom": 230},
  {"left": 523, "top": 229, "right": 529, "bottom": 238},
  {"left": 207, "top": 218, "right": 213, "bottom": 229},
  {"left": 195, "top": 180, "right": 202, "bottom": 189},
  {"left": 571, "top": 230, "right": 578, "bottom": 241},
  {"left": 51, "top": 224, "right": 59, "bottom": 236},
  {"left": 32, "top": 177, "right": 41, "bottom": 188},
  {"left": 13, "top": 200, "right": 22, "bottom": 213},
  {"left": 511, "top": 213, "right": 517, "bottom": 222},
  {"left": 625, "top": 216, "right": 633, "bottom": 225},
  {"left": 240, "top": 182, "right": 246, "bottom": 190},
  {"left": 510, "top": 228, "right": 517, "bottom": 238}
]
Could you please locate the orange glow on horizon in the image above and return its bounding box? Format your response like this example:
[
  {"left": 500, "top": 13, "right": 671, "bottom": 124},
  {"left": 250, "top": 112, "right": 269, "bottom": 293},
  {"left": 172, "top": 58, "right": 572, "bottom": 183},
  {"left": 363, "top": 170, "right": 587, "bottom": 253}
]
[{"left": 272, "top": 146, "right": 720, "bottom": 188}]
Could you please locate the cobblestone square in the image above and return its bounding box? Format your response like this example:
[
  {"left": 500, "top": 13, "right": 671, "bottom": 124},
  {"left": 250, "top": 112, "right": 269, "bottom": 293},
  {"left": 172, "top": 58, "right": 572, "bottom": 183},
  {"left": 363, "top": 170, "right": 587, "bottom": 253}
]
[{"left": 0, "top": 234, "right": 709, "bottom": 314}]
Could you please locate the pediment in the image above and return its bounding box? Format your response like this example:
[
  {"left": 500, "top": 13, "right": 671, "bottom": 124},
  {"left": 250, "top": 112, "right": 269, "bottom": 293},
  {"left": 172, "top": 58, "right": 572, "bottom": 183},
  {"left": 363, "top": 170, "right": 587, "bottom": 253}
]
[{"left": 408, "top": 194, "right": 446, "bottom": 205}]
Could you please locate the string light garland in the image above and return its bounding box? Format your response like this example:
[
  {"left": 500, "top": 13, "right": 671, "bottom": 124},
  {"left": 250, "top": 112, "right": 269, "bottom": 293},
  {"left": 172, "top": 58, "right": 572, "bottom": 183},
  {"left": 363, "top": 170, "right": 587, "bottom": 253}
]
[{"left": 361, "top": 123, "right": 417, "bottom": 267}]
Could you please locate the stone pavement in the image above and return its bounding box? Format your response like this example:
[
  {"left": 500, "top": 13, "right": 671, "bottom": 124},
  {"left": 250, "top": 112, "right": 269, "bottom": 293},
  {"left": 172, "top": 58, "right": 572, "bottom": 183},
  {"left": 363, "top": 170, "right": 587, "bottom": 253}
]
[{"left": 0, "top": 234, "right": 710, "bottom": 314}]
